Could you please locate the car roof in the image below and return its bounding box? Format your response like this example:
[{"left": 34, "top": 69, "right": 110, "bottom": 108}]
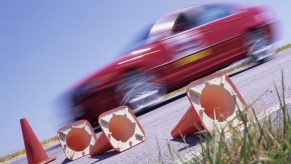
[
  {"left": 148, "top": 2, "right": 240, "bottom": 40},
  {"left": 120, "top": 2, "right": 243, "bottom": 57}
]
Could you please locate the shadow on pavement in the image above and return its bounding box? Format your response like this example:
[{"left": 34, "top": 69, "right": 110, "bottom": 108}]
[
  {"left": 61, "top": 158, "right": 73, "bottom": 164},
  {"left": 136, "top": 93, "right": 186, "bottom": 117},
  {"left": 90, "top": 150, "right": 118, "bottom": 163},
  {"left": 170, "top": 133, "right": 205, "bottom": 152},
  {"left": 229, "top": 63, "right": 260, "bottom": 77},
  {"left": 60, "top": 150, "right": 118, "bottom": 164},
  {"left": 46, "top": 143, "right": 61, "bottom": 152},
  {"left": 60, "top": 151, "right": 118, "bottom": 164}
]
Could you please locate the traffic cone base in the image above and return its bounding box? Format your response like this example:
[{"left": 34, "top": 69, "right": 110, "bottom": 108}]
[
  {"left": 39, "top": 158, "right": 56, "bottom": 164},
  {"left": 20, "top": 118, "right": 56, "bottom": 164},
  {"left": 171, "top": 73, "right": 248, "bottom": 138},
  {"left": 90, "top": 106, "right": 145, "bottom": 156},
  {"left": 58, "top": 120, "right": 97, "bottom": 160},
  {"left": 187, "top": 73, "right": 247, "bottom": 136}
]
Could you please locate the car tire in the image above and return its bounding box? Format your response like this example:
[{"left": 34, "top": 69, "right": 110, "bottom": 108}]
[
  {"left": 116, "top": 71, "right": 166, "bottom": 111},
  {"left": 246, "top": 30, "right": 274, "bottom": 62}
]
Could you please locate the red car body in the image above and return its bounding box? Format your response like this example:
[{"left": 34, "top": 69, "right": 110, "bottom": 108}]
[{"left": 67, "top": 2, "right": 278, "bottom": 123}]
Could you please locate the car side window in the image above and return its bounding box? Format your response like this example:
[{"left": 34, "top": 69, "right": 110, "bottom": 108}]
[
  {"left": 185, "top": 5, "right": 233, "bottom": 28},
  {"left": 198, "top": 5, "right": 232, "bottom": 25},
  {"left": 172, "top": 14, "right": 192, "bottom": 34}
]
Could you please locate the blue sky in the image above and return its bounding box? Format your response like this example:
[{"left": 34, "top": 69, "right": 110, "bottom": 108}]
[{"left": 0, "top": 0, "right": 290, "bottom": 156}]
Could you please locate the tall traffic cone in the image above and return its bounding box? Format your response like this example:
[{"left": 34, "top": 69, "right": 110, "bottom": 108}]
[
  {"left": 90, "top": 106, "right": 145, "bottom": 156},
  {"left": 171, "top": 73, "right": 248, "bottom": 138},
  {"left": 20, "top": 118, "right": 55, "bottom": 164},
  {"left": 57, "top": 120, "right": 97, "bottom": 160}
]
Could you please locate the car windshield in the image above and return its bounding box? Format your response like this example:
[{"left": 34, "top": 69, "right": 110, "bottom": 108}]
[
  {"left": 119, "top": 15, "right": 177, "bottom": 57},
  {"left": 119, "top": 23, "right": 154, "bottom": 56}
]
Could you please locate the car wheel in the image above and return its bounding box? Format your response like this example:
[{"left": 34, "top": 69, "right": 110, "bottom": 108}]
[
  {"left": 116, "top": 71, "right": 166, "bottom": 111},
  {"left": 246, "top": 30, "right": 274, "bottom": 62}
]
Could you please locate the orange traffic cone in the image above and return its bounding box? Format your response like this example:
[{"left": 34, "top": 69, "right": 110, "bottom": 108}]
[
  {"left": 57, "top": 120, "right": 97, "bottom": 160},
  {"left": 90, "top": 106, "right": 145, "bottom": 156},
  {"left": 89, "top": 132, "right": 112, "bottom": 155},
  {"left": 171, "top": 106, "right": 203, "bottom": 138},
  {"left": 20, "top": 118, "right": 55, "bottom": 164},
  {"left": 171, "top": 73, "right": 248, "bottom": 138}
]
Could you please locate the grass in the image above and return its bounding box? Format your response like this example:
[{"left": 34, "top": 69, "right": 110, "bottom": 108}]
[
  {"left": 196, "top": 72, "right": 290, "bottom": 163},
  {"left": 276, "top": 44, "right": 291, "bottom": 53},
  {"left": 159, "top": 71, "right": 291, "bottom": 163},
  {"left": 0, "top": 136, "right": 58, "bottom": 163}
]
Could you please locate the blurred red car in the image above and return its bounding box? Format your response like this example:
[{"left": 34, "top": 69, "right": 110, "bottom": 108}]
[{"left": 66, "top": 2, "right": 278, "bottom": 123}]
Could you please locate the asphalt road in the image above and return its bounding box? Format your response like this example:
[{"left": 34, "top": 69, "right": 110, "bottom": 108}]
[{"left": 11, "top": 49, "right": 291, "bottom": 164}]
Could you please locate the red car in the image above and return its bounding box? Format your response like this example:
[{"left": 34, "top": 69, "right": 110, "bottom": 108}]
[{"left": 66, "top": 2, "right": 278, "bottom": 124}]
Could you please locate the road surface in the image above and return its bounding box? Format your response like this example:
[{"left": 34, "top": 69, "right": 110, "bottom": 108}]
[{"left": 11, "top": 49, "right": 291, "bottom": 164}]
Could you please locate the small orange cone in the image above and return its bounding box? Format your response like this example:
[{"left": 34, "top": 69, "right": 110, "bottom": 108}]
[
  {"left": 171, "top": 106, "right": 203, "bottom": 138},
  {"left": 171, "top": 73, "right": 248, "bottom": 138},
  {"left": 20, "top": 118, "right": 55, "bottom": 164},
  {"left": 89, "top": 132, "right": 112, "bottom": 155},
  {"left": 90, "top": 106, "right": 145, "bottom": 156},
  {"left": 57, "top": 120, "right": 97, "bottom": 160}
]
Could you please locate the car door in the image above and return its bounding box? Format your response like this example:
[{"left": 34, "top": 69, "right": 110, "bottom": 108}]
[
  {"left": 160, "top": 8, "right": 217, "bottom": 86},
  {"left": 164, "top": 4, "right": 248, "bottom": 87},
  {"left": 195, "top": 4, "right": 247, "bottom": 67}
]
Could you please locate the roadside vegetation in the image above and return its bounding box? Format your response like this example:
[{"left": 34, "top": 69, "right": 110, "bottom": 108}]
[
  {"left": 0, "top": 136, "right": 58, "bottom": 163},
  {"left": 162, "top": 72, "right": 291, "bottom": 163},
  {"left": 276, "top": 43, "right": 291, "bottom": 53}
]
